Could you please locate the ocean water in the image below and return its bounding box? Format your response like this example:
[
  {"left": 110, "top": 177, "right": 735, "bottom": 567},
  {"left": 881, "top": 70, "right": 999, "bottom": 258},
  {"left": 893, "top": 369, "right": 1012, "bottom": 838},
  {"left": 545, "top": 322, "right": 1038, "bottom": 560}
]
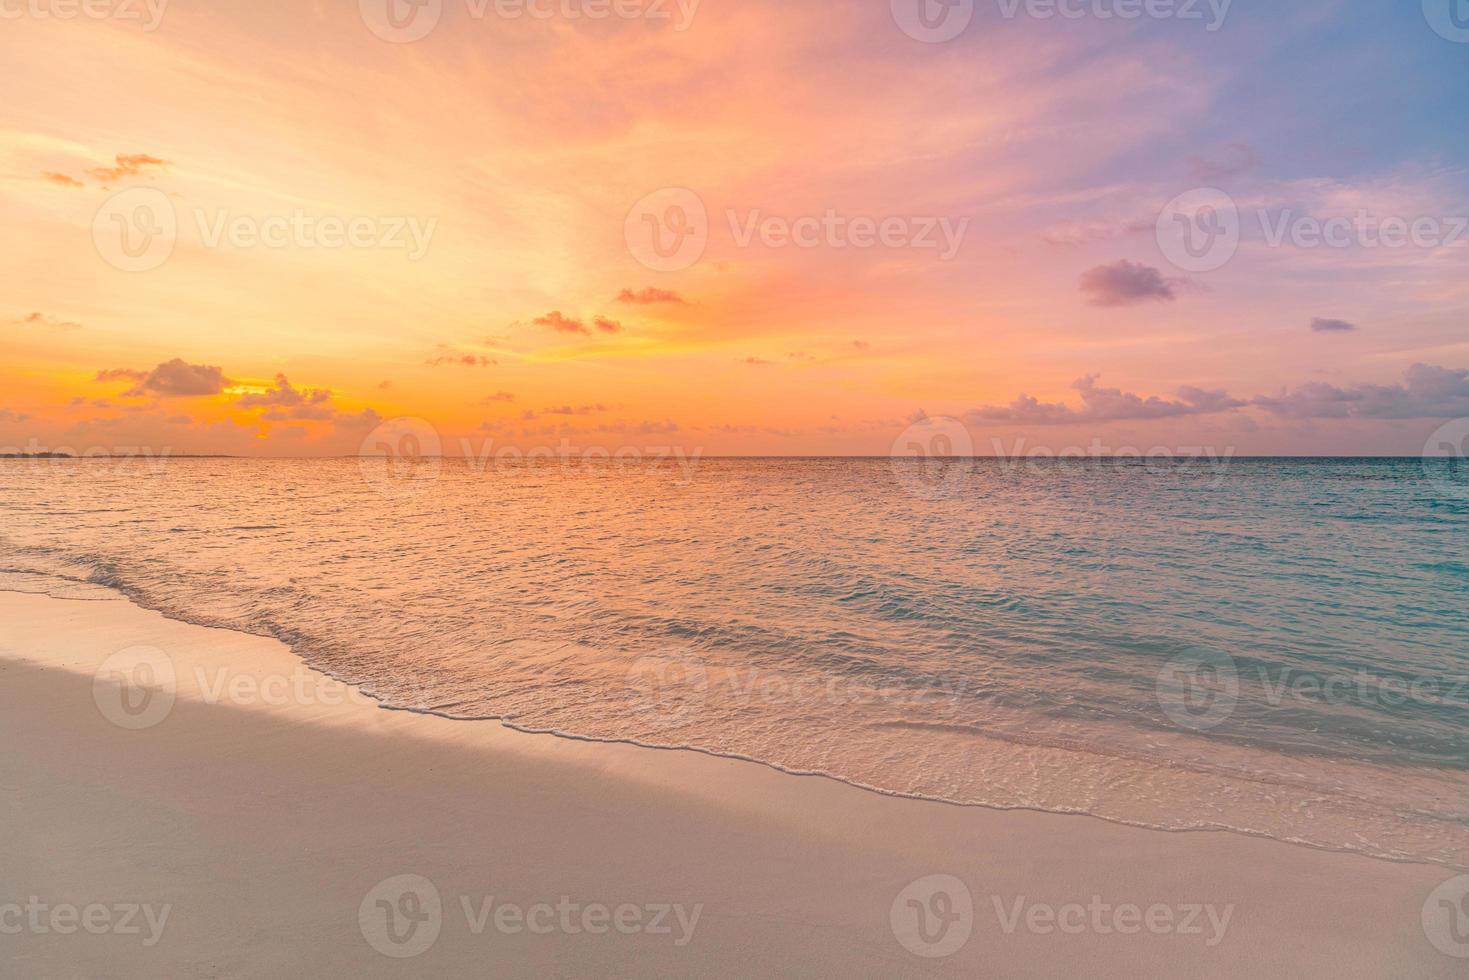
[{"left": 2, "top": 456, "right": 1467, "bottom": 867}]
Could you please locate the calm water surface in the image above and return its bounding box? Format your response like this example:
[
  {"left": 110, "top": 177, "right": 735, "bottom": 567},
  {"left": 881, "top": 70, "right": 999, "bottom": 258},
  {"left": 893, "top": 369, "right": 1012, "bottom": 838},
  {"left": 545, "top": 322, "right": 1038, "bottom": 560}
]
[{"left": 2, "top": 456, "right": 1466, "bottom": 866}]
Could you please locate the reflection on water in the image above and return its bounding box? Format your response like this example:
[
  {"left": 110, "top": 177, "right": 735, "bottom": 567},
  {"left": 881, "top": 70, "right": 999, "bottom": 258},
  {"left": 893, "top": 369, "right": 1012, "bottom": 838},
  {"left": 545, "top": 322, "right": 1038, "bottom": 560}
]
[{"left": 1, "top": 456, "right": 1466, "bottom": 866}]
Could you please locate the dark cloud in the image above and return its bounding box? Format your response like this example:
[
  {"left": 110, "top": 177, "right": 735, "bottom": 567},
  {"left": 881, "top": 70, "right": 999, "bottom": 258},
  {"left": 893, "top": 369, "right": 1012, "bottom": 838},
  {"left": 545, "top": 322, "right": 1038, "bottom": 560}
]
[
  {"left": 239, "top": 375, "right": 334, "bottom": 419},
  {"left": 0, "top": 409, "right": 31, "bottom": 423},
  {"left": 481, "top": 391, "right": 515, "bottom": 404},
  {"left": 237, "top": 374, "right": 330, "bottom": 409},
  {"left": 109, "top": 359, "right": 231, "bottom": 397},
  {"left": 1079, "top": 260, "right": 1184, "bottom": 307},
  {"left": 969, "top": 375, "right": 1245, "bottom": 425},
  {"left": 1254, "top": 364, "right": 1469, "bottom": 420},
  {"left": 616, "top": 287, "right": 687, "bottom": 305},
  {"left": 592, "top": 316, "right": 623, "bottom": 334},
  {"left": 1310, "top": 317, "right": 1358, "bottom": 334}
]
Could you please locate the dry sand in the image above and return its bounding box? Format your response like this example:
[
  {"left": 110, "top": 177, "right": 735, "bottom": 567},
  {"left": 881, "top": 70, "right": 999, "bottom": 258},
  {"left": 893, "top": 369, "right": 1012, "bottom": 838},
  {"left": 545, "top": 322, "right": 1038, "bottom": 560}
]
[{"left": 0, "top": 589, "right": 1463, "bottom": 978}]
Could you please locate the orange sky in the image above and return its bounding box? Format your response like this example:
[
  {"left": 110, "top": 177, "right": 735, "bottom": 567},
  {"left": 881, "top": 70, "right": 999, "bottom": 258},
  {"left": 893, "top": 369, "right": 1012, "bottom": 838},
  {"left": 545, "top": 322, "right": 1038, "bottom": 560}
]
[{"left": 3, "top": 0, "right": 1468, "bottom": 456}]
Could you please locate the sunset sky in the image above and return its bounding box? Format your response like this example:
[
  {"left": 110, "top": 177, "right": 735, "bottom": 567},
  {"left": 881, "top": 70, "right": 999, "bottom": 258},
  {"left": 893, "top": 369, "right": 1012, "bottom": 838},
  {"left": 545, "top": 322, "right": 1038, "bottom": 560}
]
[{"left": 3, "top": 0, "right": 1468, "bottom": 456}]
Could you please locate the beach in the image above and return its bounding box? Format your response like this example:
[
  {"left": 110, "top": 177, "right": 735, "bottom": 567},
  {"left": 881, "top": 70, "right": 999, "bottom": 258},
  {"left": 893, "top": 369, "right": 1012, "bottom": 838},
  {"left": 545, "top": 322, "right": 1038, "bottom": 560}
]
[{"left": 1, "top": 588, "right": 1461, "bottom": 978}]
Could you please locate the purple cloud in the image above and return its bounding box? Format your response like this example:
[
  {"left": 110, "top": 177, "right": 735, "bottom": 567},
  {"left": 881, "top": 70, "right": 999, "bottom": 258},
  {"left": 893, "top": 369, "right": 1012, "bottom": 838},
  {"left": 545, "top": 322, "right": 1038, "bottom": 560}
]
[{"left": 1079, "top": 260, "right": 1184, "bottom": 307}]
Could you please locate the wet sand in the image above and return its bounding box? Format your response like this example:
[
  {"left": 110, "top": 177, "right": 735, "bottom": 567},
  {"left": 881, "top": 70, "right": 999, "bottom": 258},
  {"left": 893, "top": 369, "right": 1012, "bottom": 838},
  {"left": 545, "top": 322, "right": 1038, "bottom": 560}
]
[{"left": 0, "top": 589, "right": 1462, "bottom": 978}]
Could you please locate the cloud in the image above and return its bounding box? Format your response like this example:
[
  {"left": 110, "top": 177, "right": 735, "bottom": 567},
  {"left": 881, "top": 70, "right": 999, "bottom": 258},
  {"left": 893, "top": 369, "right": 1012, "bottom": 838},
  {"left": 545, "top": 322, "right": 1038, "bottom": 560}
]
[
  {"left": 852, "top": 340, "right": 871, "bottom": 352},
  {"left": 1253, "top": 364, "right": 1469, "bottom": 420},
  {"left": 427, "top": 351, "right": 496, "bottom": 367},
  {"left": 85, "top": 153, "right": 169, "bottom": 183},
  {"left": 522, "top": 403, "right": 608, "bottom": 420},
  {"left": 534, "top": 311, "right": 588, "bottom": 334},
  {"left": 238, "top": 375, "right": 333, "bottom": 419},
  {"left": 1187, "top": 143, "right": 1259, "bottom": 182},
  {"left": 1042, "top": 219, "right": 1152, "bottom": 246},
  {"left": 41, "top": 172, "right": 83, "bottom": 188},
  {"left": 19, "top": 312, "right": 82, "bottom": 330},
  {"left": 969, "top": 375, "right": 1245, "bottom": 424},
  {"left": 744, "top": 357, "right": 773, "bottom": 365},
  {"left": 481, "top": 391, "right": 515, "bottom": 404},
  {"left": 592, "top": 316, "right": 623, "bottom": 334},
  {"left": 1079, "top": 260, "right": 1184, "bottom": 307},
  {"left": 1310, "top": 317, "right": 1358, "bottom": 334},
  {"left": 617, "top": 287, "right": 687, "bottom": 305},
  {"left": 104, "top": 359, "right": 231, "bottom": 397},
  {"left": 592, "top": 419, "right": 680, "bottom": 435},
  {"left": 96, "top": 368, "right": 147, "bottom": 383},
  {"left": 332, "top": 408, "right": 383, "bottom": 430},
  {"left": 0, "top": 409, "right": 32, "bottom": 423}
]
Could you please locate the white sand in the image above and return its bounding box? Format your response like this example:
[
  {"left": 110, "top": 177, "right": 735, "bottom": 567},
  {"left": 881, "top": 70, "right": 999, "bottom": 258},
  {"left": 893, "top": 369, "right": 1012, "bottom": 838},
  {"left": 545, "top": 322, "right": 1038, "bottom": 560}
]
[{"left": 0, "top": 589, "right": 1463, "bottom": 978}]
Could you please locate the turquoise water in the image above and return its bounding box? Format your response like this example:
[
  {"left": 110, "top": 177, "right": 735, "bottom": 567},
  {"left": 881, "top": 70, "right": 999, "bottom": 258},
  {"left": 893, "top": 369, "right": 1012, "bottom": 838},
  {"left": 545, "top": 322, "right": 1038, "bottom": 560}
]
[{"left": 1, "top": 456, "right": 1466, "bottom": 866}]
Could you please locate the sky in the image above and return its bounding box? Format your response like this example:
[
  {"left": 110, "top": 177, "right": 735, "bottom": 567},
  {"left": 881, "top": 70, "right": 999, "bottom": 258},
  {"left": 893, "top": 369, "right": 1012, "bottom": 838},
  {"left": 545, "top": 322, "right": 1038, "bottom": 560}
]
[{"left": 2, "top": 0, "right": 1468, "bottom": 457}]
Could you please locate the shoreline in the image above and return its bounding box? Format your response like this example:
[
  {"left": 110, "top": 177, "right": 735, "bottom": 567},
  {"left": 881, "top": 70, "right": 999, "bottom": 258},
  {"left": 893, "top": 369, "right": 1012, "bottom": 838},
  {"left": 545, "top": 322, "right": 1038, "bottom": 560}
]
[
  {"left": 11, "top": 566, "right": 1467, "bottom": 875},
  {"left": 2, "top": 587, "right": 1466, "bottom": 976}
]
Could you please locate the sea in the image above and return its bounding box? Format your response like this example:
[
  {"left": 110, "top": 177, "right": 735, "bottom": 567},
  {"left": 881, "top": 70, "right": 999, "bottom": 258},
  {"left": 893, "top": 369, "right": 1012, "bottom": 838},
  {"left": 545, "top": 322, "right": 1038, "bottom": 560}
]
[{"left": 2, "top": 455, "right": 1466, "bottom": 867}]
